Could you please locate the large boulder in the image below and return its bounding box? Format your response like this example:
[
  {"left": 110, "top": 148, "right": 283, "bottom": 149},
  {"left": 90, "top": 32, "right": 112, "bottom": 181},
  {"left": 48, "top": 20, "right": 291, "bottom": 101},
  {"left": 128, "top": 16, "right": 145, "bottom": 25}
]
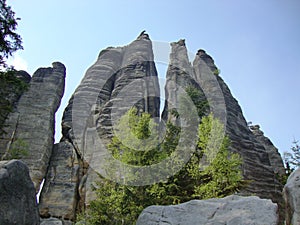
[
  {"left": 0, "top": 160, "right": 40, "bottom": 225},
  {"left": 136, "top": 195, "right": 278, "bottom": 225},
  {"left": 283, "top": 168, "right": 300, "bottom": 225}
]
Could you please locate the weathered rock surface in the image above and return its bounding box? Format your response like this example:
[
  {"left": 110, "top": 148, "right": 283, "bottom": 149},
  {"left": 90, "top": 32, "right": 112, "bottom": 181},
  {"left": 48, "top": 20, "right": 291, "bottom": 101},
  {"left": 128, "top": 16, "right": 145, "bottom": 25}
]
[
  {"left": 40, "top": 217, "right": 63, "bottom": 225},
  {"left": 61, "top": 32, "right": 160, "bottom": 154},
  {"left": 39, "top": 141, "right": 79, "bottom": 221},
  {"left": 162, "top": 39, "right": 207, "bottom": 123},
  {"left": 160, "top": 42, "right": 285, "bottom": 220},
  {"left": 136, "top": 195, "right": 278, "bottom": 225},
  {"left": 40, "top": 32, "right": 161, "bottom": 220},
  {"left": 192, "top": 50, "right": 284, "bottom": 220},
  {"left": 283, "top": 168, "right": 300, "bottom": 225},
  {"left": 0, "top": 160, "right": 40, "bottom": 225},
  {"left": 0, "top": 62, "right": 66, "bottom": 192},
  {"left": 0, "top": 70, "right": 31, "bottom": 155},
  {"left": 0, "top": 70, "right": 31, "bottom": 112},
  {"left": 40, "top": 217, "right": 73, "bottom": 225},
  {"left": 250, "top": 124, "right": 286, "bottom": 176}
]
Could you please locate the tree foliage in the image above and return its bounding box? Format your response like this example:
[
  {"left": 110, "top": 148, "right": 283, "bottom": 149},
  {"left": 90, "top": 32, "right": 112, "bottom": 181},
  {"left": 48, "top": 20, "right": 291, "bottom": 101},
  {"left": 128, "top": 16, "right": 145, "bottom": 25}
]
[
  {"left": 78, "top": 109, "right": 244, "bottom": 224},
  {"left": 0, "top": 0, "right": 23, "bottom": 67},
  {"left": 284, "top": 140, "right": 300, "bottom": 171},
  {"left": 188, "top": 113, "right": 243, "bottom": 199},
  {"left": 181, "top": 86, "right": 209, "bottom": 118}
]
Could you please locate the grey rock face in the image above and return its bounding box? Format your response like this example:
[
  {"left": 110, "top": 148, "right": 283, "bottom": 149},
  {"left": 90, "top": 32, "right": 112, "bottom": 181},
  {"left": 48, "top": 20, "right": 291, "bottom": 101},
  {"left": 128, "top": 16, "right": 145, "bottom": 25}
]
[
  {"left": 192, "top": 51, "right": 284, "bottom": 212},
  {"left": 0, "top": 70, "right": 31, "bottom": 153},
  {"left": 283, "top": 168, "right": 300, "bottom": 225},
  {"left": 39, "top": 142, "right": 79, "bottom": 221},
  {"left": 161, "top": 44, "right": 285, "bottom": 221},
  {"left": 162, "top": 39, "right": 207, "bottom": 123},
  {"left": 40, "top": 217, "right": 73, "bottom": 225},
  {"left": 40, "top": 217, "right": 63, "bottom": 225},
  {"left": 40, "top": 33, "right": 161, "bottom": 220},
  {"left": 250, "top": 125, "right": 286, "bottom": 176},
  {"left": 136, "top": 195, "right": 278, "bottom": 225},
  {"left": 1, "top": 70, "right": 31, "bottom": 110},
  {"left": 0, "top": 62, "right": 66, "bottom": 192},
  {"left": 0, "top": 160, "right": 40, "bottom": 225}
]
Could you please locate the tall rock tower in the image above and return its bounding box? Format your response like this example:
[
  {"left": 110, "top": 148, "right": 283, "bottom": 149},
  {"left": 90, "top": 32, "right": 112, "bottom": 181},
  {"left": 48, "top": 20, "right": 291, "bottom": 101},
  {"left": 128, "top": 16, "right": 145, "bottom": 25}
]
[
  {"left": 39, "top": 32, "right": 161, "bottom": 221},
  {"left": 163, "top": 39, "right": 284, "bottom": 217},
  {"left": 0, "top": 62, "right": 66, "bottom": 191}
]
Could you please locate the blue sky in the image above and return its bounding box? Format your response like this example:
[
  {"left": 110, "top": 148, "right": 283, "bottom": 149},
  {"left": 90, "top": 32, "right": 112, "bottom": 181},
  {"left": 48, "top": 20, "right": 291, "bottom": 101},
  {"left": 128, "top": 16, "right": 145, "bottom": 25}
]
[{"left": 7, "top": 0, "right": 300, "bottom": 156}]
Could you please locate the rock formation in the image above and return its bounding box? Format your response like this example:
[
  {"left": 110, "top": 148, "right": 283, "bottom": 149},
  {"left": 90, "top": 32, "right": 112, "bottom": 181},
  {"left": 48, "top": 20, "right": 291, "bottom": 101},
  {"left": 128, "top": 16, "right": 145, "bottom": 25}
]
[
  {"left": 0, "top": 33, "right": 286, "bottom": 223},
  {"left": 39, "top": 33, "right": 285, "bottom": 223},
  {"left": 136, "top": 195, "right": 279, "bottom": 225},
  {"left": 250, "top": 124, "right": 286, "bottom": 175},
  {"left": 161, "top": 39, "right": 206, "bottom": 123},
  {"left": 283, "top": 167, "right": 300, "bottom": 225},
  {"left": 0, "top": 160, "right": 40, "bottom": 225},
  {"left": 39, "top": 32, "right": 161, "bottom": 222},
  {"left": 0, "top": 62, "right": 66, "bottom": 192},
  {"left": 164, "top": 39, "right": 285, "bottom": 220},
  {"left": 38, "top": 141, "right": 79, "bottom": 221}
]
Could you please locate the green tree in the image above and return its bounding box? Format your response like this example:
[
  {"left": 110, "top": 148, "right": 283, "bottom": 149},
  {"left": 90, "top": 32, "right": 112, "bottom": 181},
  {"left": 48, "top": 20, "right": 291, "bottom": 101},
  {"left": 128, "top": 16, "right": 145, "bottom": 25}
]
[
  {"left": 0, "top": 0, "right": 23, "bottom": 67},
  {"left": 180, "top": 86, "right": 208, "bottom": 119},
  {"left": 0, "top": 0, "right": 25, "bottom": 135},
  {"left": 186, "top": 113, "right": 243, "bottom": 199},
  {"left": 78, "top": 108, "right": 164, "bottom": 224},
  {"left": 79, "top": 110, "right": 244, "bottom": 224},
  {"left": 284, "top": 140, "right": 300, "bottom": 170},
  {"left": 77, "top": 179, "right": 144, "bottom": 225}
]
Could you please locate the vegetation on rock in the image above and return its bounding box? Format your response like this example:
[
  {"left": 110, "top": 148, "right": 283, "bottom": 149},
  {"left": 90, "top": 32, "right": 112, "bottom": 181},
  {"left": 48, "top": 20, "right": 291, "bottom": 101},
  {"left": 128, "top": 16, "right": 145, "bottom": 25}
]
[
  {"left": 78, "top": 106, "right": 244, "bottom": 224},
  {"left": 184, "top": 86, "right": 209, "bottom": 118}
]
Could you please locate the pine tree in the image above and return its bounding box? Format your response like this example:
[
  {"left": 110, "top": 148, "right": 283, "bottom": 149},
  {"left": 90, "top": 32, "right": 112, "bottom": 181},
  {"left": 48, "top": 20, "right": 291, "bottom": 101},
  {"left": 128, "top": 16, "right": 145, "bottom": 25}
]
[
  {"left": 79, "top": 109, "right": 244, "bottom": 224},
  {"left": 0, "top": 0, "right": 23, "bottom": 67},
  {"left": 284, "top": 140, "right": 300, "bottom": 170}
]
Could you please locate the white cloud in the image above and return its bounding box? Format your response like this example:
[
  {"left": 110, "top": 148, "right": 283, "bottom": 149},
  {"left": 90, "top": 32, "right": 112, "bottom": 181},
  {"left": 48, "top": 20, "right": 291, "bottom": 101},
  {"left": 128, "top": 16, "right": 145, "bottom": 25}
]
[{"left": 7, "top": 54, "right": 28, "bottom": 71}]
